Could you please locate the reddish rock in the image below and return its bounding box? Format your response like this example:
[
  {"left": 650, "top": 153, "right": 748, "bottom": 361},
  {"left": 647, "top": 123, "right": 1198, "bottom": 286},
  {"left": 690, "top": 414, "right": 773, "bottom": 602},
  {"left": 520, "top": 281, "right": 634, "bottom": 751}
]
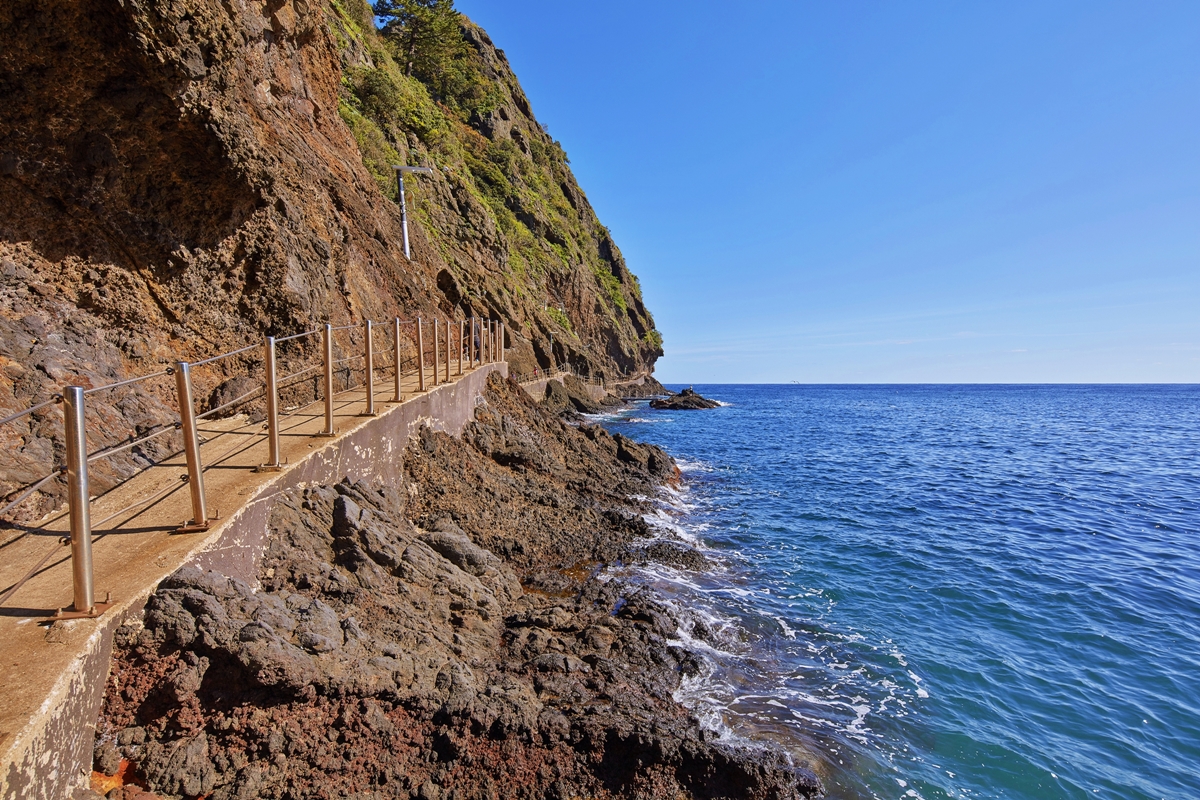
[{"left": 97, "top": 375, "right": 822, "bottom": 799}]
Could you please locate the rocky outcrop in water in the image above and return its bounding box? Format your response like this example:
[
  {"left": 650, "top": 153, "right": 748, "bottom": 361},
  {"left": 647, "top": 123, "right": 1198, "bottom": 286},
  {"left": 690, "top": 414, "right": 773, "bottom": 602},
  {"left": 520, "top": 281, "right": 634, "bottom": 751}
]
[
  {"left": 94, "top": 375, "right": 821, "bottom": 799},
  {"left": 650, "top": 388, "right": 720, "bottom": 410}
]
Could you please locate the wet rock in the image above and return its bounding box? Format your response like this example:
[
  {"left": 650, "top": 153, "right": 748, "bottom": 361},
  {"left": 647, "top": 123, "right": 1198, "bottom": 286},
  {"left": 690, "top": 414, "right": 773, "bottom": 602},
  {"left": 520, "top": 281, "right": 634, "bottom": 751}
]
[
  {"left": 650, "top": 387, "right": 721, "bottom": 410},
  {"left": 628, "top": 540, "right": 711, "bottom": 572}
]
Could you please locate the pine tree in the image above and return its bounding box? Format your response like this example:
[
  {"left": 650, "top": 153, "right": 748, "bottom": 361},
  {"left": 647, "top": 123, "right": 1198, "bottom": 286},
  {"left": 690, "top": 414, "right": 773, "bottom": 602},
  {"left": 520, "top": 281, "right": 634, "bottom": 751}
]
[{"left": 373, "top": 0, "right": 465, "bottom": 83}]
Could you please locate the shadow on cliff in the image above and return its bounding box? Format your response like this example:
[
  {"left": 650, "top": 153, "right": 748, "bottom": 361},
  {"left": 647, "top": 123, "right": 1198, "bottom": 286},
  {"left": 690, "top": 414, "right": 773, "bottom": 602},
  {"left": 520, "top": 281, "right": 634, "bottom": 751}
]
[{"left": 0, "top": 0, "right": 259, "bottom": 272}]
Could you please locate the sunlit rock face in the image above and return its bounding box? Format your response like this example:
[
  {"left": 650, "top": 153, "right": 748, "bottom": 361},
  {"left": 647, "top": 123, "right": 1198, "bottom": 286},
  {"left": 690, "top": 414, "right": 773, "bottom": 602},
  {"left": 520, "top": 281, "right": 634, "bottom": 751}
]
[{"left": 0, "top": 0, "right": 660, "bottom": 517}]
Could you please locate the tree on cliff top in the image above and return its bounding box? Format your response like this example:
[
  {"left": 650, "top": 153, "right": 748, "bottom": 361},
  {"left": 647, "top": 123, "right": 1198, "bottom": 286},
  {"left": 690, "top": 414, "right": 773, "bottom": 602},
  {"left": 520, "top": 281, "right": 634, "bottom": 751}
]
[{"left": 373, "top": 0, "right": 467, "bottom": 84}]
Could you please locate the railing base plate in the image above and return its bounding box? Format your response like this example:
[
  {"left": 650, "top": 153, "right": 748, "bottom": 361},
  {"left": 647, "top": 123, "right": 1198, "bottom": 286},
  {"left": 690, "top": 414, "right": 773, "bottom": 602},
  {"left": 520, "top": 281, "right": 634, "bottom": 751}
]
[
  {"left": 49, "top": 601, "right": 112, "bottom": 621},
  {"left": 254, "top": 464, "right": 284, "bottom": 473},
  {"left": 176, "top": 520, "right": 211, "bottom": 534}
]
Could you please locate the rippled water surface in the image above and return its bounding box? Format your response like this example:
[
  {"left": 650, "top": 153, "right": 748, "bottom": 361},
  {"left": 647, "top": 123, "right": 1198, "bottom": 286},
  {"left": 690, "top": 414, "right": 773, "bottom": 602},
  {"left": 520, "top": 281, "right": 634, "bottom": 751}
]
[{"left": 604, "top": 385, "right": 1200, "bottom": 800}]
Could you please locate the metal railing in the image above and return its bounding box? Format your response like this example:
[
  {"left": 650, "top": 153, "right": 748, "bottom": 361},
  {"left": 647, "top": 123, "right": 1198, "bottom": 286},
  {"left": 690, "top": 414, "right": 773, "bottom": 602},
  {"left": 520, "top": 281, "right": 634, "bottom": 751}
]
[
  {"left": 511, "top": 363, "right": 607, "bottom": 390},
  {"left": 512, "top": 365, "right": 572, "bottom": 385},
  {"left": 0, "top": 315, "right": 506, "bottom": 618}
]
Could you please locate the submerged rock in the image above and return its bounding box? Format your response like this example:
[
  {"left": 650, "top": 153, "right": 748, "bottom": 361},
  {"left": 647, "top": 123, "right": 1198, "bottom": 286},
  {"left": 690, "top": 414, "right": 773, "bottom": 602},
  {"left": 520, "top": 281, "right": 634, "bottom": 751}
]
[{"left": 650, "top": 387, "right": 722, "bottom": 410}]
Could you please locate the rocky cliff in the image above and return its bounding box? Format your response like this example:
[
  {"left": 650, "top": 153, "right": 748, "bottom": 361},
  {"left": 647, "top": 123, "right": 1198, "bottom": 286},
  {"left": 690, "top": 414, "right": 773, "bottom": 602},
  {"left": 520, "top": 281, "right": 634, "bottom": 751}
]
[{"left": 0, "top": 0, "right": 660, "bottom": 519}]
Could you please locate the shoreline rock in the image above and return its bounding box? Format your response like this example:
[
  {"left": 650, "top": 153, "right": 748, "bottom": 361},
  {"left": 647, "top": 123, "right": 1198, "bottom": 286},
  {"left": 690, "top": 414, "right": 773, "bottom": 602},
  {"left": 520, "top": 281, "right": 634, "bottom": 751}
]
[
  {"left": 618, "top": 376, "right": 672, "bottom": 399},
  {"left": 539, "top": 374, "right": 623, "bottom": 417},
  {"left": 649, "top": 388, "right": 721, "bottom": 410},
  {"left": 93, "top": 374, "right": 821, "bottom": 799}
]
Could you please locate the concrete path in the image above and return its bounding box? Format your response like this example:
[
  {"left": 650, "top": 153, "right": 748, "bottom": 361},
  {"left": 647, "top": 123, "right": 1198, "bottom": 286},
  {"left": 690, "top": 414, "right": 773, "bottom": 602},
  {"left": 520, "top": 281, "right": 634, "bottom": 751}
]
[{"left": 0, "top": 359, "right": 503, "bottom": 797}]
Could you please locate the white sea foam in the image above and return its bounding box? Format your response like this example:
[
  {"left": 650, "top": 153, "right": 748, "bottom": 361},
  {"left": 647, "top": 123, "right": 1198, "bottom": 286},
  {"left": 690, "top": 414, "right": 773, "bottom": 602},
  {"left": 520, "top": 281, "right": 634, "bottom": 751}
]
[
  {"left": 596, "top": 425, "right": 933, "bottom": 796},
  {"left": 674, "top": 457, "right": 714, "bottom": 473}
]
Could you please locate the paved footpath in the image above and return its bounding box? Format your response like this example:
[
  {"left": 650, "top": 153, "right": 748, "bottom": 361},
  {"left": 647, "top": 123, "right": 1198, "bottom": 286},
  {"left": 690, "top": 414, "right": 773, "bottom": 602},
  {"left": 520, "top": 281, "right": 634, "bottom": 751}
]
[{"left": 0, "top": 359, "right": 502, "bottom": 797}]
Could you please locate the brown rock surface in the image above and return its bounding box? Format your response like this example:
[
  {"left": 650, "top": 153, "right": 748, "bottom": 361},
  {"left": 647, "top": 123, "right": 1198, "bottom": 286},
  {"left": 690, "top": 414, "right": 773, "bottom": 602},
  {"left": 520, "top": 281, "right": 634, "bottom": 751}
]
[
  {"left": 0, "top": 0, "right": 660, "bottom": 519},
  {"left": 619, "top": 376, "right": 671, "bottom": 399},
  {"left": 96, "top": 375, "right": 822, "bottom": 799}
]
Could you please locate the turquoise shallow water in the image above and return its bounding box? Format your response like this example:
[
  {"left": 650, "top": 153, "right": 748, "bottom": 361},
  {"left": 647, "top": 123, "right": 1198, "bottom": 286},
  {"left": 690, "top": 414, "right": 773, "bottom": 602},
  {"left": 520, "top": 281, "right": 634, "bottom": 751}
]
[{"left": 603, "top": 385, "right": 1200, "bottom": 800}]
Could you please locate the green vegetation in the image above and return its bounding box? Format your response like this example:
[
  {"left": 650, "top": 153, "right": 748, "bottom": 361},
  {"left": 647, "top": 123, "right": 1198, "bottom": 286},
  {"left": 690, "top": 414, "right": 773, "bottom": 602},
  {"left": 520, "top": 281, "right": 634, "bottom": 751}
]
[
  {"left": 328, "top": 0, "right": 659, "bottom": 367},
  {"left": 545, "top": 305, "right": 573, "bottom": 333}
]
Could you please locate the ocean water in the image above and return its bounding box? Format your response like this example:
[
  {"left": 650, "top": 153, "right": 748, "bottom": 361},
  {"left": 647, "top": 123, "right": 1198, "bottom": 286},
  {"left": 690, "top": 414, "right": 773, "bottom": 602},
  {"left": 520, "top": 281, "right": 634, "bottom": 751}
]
[{"left": 600, "top": 385, "right": 1200, "bottom": 800}]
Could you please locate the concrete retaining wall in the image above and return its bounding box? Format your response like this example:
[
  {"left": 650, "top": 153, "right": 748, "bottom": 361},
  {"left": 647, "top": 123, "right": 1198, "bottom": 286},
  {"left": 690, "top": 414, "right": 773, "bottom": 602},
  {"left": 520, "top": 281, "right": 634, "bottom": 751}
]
[
  {"left": 519, "top": 376, "right": 607, "bottom": 404},
  {"left": 1, "top": 363, "right": 505, "bottom": 800}
]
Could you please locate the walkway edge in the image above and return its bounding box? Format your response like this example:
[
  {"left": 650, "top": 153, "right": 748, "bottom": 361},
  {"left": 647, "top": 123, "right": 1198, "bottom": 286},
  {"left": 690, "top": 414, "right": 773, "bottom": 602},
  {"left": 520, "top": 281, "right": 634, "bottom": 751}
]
[{"left": 1, "top": 363, "right": 506, "bottom": 800}]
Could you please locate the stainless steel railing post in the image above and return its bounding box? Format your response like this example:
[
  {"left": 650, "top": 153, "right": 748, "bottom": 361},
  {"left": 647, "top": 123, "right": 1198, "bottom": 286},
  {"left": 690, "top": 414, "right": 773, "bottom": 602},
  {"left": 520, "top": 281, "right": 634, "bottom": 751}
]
[
  {"left": 392, "top": 316, "right": 403, "bottom": 403},
  {"left": 499, "top": 322, "right": 505, "bottom": 363},
  {"left": 174, "top": 361, "right": 210, "bottom": 531},
  {"left": 262, "top": 336, "right": 281, "bottom": 470},
  {"left": 416, "top": 317, "right": 426, "bottom": 392},
  {"left": 470, "top": 317, "right": 477, "bottom": 366},
  {"left": 436, "top": 316, "right": 446, "bottom": 386},
  {"left": 444, "top": 319, "right": 451, "bottom": 382},
  {"left": 363, "top": 319, "right": 376, "bottom": 416},
  {"left": 458, "top": 319, "right": 464, "bottom": 376},
  {"left": 320, "top": 323, "right": 335, "bottom": 436},
  {"left": 63, "top": 386, "right": 94, "bottom": 613}
]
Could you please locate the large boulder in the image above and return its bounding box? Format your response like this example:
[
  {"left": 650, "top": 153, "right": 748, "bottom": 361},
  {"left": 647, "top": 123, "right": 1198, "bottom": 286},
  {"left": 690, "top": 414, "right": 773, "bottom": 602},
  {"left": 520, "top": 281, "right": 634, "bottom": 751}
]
[{"left": 650, "top": 387, "right": 721, "bottom": 410}]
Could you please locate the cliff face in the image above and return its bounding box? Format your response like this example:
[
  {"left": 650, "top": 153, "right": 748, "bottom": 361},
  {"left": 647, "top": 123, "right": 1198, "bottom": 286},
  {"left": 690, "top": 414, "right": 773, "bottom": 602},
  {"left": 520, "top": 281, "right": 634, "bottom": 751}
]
[{"left": 0, "top": 0, "right": 660, "bottom": 518}]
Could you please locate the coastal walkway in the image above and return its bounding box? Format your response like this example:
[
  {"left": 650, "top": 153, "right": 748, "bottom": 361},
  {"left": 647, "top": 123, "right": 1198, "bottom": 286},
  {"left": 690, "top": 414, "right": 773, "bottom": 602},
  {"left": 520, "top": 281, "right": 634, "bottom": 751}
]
[
  {"left": 0, "top": 322, "right": 507, "bottom": 799},
  {"left": 513, "top": 366, "right": 652, "bottom": 403}
]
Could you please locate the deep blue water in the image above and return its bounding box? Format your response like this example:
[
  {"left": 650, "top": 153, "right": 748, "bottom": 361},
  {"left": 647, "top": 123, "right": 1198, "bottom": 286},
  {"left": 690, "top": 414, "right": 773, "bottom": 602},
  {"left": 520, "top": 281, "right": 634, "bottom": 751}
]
[{"left": 602, "top": 385, "right": 1200, "bottom": 800}]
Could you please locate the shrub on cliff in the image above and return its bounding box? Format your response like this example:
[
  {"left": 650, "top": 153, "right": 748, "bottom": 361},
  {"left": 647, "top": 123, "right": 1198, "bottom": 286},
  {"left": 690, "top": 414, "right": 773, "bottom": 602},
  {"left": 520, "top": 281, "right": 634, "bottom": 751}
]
[{"left": 333, "top": 0, "right": 663, "bottom": 375}]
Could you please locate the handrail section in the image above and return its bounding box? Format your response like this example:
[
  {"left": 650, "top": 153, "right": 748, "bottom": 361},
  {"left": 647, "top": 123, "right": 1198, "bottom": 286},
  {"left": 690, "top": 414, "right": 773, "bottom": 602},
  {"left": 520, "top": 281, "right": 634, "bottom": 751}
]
[{"left": 0, "top": 315, "right": 506, "bottom": 618}]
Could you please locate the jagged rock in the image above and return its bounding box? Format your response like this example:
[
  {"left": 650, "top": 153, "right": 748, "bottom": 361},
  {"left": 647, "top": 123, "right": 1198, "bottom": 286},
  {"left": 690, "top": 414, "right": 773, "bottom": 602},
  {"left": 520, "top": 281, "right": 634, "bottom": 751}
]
[
  {"left": 98, "top": 374, "right": 820, "bottom": 800},
  {"left": 620, "top": 376, "right": 672, "bottom": 398},
  {"left": 541, "top": 379, "right": 572, "bottom": 414},
  {"left": 93, "top": 741, "right": 121, "bottom": 776},
  {"left": 562, "top": 374, "right": 603, "bottom": 414},
  {"left": 650, "top": 387, "right": 721, "bottom": 410}
]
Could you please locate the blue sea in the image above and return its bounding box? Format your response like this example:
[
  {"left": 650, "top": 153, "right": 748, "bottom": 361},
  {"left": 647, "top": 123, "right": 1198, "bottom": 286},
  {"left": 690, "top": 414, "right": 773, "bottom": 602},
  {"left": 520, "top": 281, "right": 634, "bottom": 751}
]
[{"left": 602, "top": 385, "right": 1200, "bottom": 800}]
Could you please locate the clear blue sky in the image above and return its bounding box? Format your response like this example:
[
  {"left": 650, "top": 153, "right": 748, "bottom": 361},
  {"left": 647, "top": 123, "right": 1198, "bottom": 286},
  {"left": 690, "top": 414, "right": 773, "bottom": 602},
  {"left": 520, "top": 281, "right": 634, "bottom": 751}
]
[{"left": 454, "top": 1, "right": 1199, "bottom": 383}]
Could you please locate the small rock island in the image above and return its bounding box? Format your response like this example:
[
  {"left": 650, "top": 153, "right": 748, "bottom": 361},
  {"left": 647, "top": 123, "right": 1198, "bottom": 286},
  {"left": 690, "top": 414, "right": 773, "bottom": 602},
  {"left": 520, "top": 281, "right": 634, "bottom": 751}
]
[{"left": 650, "top": 388, "right": 722, "bottom": 410}]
